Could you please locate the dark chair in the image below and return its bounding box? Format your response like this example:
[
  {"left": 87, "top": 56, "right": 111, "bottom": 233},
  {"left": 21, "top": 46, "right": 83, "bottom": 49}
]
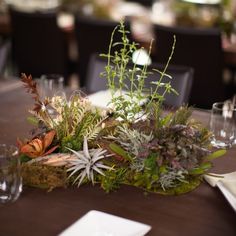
[
  {"left": 9, "top": 8, "right": 69, "bottom": 80},
  {"left": 74, "top": 15, "right": 132, "bottom": 87},
  {"left": 152, "top": 24, "right": 224, "bottom": 109},
  {"left": 125, "top": 0, "right": 154, "bottom": 7},
  {"left": 0, "top": 39, "right": 10, "bottom": 75},
  {"left": 86, "top": 54, "right": 194, "bottom": 108}
]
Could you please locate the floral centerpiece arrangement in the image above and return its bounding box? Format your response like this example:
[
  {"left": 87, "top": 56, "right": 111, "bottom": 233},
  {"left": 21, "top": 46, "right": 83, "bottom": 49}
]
[{"left": 18, "top": 22, "right": 225, "bottom": 194}]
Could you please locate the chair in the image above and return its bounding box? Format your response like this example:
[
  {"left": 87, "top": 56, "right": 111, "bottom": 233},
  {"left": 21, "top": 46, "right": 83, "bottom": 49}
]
[
  {"left": 0, "top": 39, "right": 10, "bottom": 76},
  {"left": 125, "top": 0, "right": 154, "bottom": 7},
  {"left": 85, "top": 53, "right": 194, "bottom": 108},
  {"left": 152, "top": 24, "right": 224, "bottom": 109},
  {"left": 74, "top": 15, "right": 132, "bottom": 87},
  {"left": 9, "top": 8, "right": 69, "bottom": 80}
]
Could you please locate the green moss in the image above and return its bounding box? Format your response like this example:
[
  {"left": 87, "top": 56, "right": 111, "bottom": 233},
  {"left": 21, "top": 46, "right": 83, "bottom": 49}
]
[
  {"left": 21, "top": 163, "right": 68, "bottom": 191},
  {"left": 155, "top": 177, "right": 201, "bottom": 195}
]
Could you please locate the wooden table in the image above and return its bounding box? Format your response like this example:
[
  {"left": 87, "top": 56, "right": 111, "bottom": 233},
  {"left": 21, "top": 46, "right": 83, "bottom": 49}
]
[{"left": 0, "top": 78, "right": 236, "bottom": 236}]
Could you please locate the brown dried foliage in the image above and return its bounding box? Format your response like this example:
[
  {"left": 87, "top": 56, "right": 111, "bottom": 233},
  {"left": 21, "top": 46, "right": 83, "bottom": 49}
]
[{"left": 21, "top": 73, "right": 49, "bottom": 113}]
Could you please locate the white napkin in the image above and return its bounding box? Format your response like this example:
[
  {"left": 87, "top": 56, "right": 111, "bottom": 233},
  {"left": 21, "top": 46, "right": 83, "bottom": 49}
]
[
  {"left": 87, "top": 90, "right": 147, "bottom": 110},
  {"left": 59, "top": 210, "right": 151, "bottom": 236},
  {"left": 204, "top": 172, "right": 236, "bottom": 212},
  {"left": 87, "top": 90, "right": 113, "bottom": 110}
]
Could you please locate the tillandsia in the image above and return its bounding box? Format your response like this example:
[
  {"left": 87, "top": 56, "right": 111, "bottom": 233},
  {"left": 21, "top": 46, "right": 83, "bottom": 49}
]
[
  {"left": 18, "top": 22, "right": 226, "bottom": 194},
  {"left": 66, "top": 137, "right": 113, "bottom": 186}
]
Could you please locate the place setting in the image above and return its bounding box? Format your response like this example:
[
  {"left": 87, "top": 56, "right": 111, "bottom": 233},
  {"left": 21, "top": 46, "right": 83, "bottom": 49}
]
[{"left": 204, "top": 96, "right": 236, "bottom": 212}]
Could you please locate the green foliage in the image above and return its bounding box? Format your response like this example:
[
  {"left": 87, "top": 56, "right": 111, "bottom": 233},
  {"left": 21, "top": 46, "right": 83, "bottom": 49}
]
[
  {"left": 100, "top": 168, "right": 127, "bottom": 193},
  {"left": 144, "top": 153, "right": 159, "bottom": 174},
  {"left": 156, "top": 177, "right": 201, "bottom": 195},
  {"left": 170, "top": 106, "right": 192, "bottom": 125},
  {"left": 132, "top": 170, "right": 159, "bottom": 191},
  {"left": 189, "top": 162, "right": 212, "bottom": 175},
  {"left": 158, "top": 112, "right": 173, "bottom": 127},
  {"left": 103, "top": 105, "right": 225, "bottom": 194},
  {"left": 197, "top": 127, "right": 212, "bottom": 146},
  {"left": 61, "top": 136, "right": 82, "bottom": 153},
  {"left": 205, "top": 149, "right": 227, "bottom": 161},
  {"left": 20, "top": 154, "right": 31, "bottom": 163},
  {"left": 100, "top": 21, "right": 177, "bottom": 123},
  {"left": 128, "top": 153, "right": 160, "bottom": 191},
  {"left": 108, "top": 124, "right": 153, "bottom": 157},
  {"left": 109, "top": 142, "right": 132, "bottom": 162},
  {"left": 32, "top": 93, "right": 107, "bottom": 152}
]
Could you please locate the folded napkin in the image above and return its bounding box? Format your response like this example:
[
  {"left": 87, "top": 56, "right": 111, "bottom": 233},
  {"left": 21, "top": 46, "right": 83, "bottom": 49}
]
[
  {"left": 87, "top": 90, "right": 113, "bottom": 110},
  {"left": 59, "top": 210, "right": 151, "bottom": 236},
  {"left": 87, "top": 90, "right": 147, "bottom": 110},
  {"left": 204, "top": 172, "right": 236, "bottom": 212}
]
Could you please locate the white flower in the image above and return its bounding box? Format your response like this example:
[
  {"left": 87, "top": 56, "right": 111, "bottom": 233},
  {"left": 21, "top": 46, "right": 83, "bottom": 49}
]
[
  {"left": 41, "top": 103, "right": 47, "bottom": 112},
  {"left": 66, "top": 138, "right": 113, "bottom": 186}
]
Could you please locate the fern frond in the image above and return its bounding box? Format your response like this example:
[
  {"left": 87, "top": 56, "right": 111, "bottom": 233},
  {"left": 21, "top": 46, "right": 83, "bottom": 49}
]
[
  {"left": 85, "top": 116, "right": 108, "bottom": 141},
  {"left": 29, "top": 110, "right": 55, "bottom": 129},
  {"left": 70, "top": 106, "right": 87, "bottom": 136},
  {"left": 76, "top": 112, "right": 96, "bottom": 139}
]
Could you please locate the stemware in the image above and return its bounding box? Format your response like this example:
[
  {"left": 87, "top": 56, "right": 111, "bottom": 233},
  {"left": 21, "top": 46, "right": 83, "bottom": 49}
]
[
  {"left": 0, "top": 144, "right": 22, "bottom": 203},
  {"left": 209, "top": 101, "right": 236, "bottom": 148}
]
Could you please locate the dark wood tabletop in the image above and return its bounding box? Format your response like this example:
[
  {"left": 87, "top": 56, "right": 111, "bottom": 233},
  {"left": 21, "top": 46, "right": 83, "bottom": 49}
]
[{"left": 0, "top": 78, "right": 236, "bottom": 236}]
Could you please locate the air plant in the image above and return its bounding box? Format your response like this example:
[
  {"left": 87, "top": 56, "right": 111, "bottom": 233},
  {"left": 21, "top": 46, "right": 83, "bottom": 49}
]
[{"left": 66, "top": 138, "right": 113, "bottom": 186}]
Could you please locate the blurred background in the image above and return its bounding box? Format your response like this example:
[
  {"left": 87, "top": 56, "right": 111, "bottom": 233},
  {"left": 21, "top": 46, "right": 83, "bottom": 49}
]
[{"left": 0, "top": 0, "right": 235, "bottom": 108}]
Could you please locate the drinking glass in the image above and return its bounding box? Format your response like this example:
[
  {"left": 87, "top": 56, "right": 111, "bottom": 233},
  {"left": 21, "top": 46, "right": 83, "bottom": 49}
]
[
  {"left": 209, "top": 102, "right": 236, "bottom": 148},
  {"left": 39, "top": 74, "right": 65, "bottom": 98},
  {"left": 37, "top": 74, "right": 65, "bottom": 114},
  {"left": 0, "top": 144, "right": 22, "bottom": 203}
]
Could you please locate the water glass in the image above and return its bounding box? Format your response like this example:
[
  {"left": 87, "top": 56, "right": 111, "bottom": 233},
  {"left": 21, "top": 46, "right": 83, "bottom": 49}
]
[
  {"left": 39, "top": 74, "right": 65, "bottom": 98},
  {"left": 37, "top": 74, "right": 65, "bottom": 114},
  {"left": 0, "top": 144, "right": 22, "bottom": 203},
  {"left": 209, "top": 102, "right": 236, "bottom": 148}
]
